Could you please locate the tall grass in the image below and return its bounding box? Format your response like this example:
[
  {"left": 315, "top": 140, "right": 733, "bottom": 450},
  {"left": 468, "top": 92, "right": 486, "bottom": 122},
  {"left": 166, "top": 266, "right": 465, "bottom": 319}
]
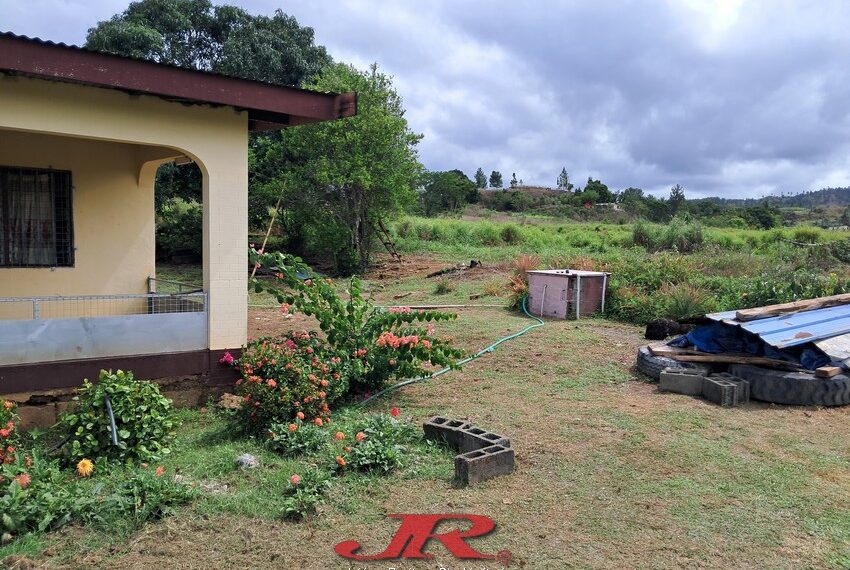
[{"left": 390, "top": 216, "right": 850, "bottom": 324}]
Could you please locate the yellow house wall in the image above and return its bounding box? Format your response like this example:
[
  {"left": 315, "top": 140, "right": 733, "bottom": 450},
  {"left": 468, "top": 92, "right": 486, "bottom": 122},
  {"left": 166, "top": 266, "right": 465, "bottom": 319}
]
[
  {"left": 0, "top": 131, "right": 164, "bottom": 299},
  {"left": 0, "top": 75, "right": 249, "bottom": 349}
]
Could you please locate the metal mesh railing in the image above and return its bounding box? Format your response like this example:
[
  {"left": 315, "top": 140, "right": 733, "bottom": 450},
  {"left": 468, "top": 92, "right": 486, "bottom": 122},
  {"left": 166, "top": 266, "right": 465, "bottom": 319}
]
[
  {"left": 147, "top": 276, "right": 203, "bottom": 295},
  {"left": 0, "top": 292, "right": 206, "bottom": 321}
]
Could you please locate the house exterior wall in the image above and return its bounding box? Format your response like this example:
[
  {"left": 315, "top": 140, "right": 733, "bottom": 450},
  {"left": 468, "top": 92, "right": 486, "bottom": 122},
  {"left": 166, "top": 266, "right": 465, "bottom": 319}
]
[
  {"left": 0, "top": 131, "right": 166, "bottom": 305},
  {"left": 0, "top": 75, "right": 249, "bottom": 351}
]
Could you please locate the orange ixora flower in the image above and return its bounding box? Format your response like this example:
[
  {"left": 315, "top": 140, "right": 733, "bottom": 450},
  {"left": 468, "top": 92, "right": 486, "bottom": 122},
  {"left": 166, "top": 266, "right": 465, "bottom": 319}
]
[
  {"left": 76, "top": 458, "right": 94, "bottom": 477},
  {"left": 313, "top": 417, "right": 324, "bottom": 427},
  {"left": 390, "top": 407, "right": 400, "bottom": 417},
  {"left": 2, "top": 401, "right": 13, "bottom": 410},
  {"left": 336, "top": 456, "right": 347, "bottom": 467},
  {"left": 355, "top": 432, "right": 366, "bottom": 442},
  {"left": 155, "top": 465, "right": 165, "bottom": 477},
  {"left": 14, "top": 473, "right": 30, "bottom": 489},
  {"left": 290, "top": 474, "right": 301, "bottom": 485},
  {"left": 334, "top": 431, "right": 345, "bottom": 441},
  {"left": 288, "top": 423, "right": 298, "bottom": 433},
  {"left": 296, "top": 411, "right": 305, "bottom": 420}
]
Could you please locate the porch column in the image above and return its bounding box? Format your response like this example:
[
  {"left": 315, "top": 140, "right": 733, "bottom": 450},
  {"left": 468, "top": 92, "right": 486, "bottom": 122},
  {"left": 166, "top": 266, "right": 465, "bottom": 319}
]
[{"left": 201, "top": 141, "right": 248, "bottom": 351}]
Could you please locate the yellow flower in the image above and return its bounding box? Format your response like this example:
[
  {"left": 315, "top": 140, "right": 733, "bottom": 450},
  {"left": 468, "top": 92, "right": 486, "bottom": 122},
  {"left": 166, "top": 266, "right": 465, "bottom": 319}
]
[{"left": 76, "top": 458, "right": 94, "bottom": 477}]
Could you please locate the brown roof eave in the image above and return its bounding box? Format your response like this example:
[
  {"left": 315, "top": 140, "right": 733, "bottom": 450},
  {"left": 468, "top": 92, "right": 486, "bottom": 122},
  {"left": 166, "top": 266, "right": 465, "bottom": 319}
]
[{"left": 0, "top": 33, "right": 357, "bottom": 131}]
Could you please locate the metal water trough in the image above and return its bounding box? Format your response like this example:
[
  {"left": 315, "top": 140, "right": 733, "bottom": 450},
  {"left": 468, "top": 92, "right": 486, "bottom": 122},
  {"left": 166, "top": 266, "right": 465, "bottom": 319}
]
[{"left": 526, "top": 269, "right": 610, "bottom": 319}]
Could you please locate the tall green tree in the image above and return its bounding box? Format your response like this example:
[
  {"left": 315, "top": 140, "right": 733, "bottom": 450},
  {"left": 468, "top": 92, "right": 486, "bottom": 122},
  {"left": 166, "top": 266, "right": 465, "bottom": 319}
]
[
  {"left": 86, "top": 0, "right": 332, "bottom": 223},
  {"left": 669, "top": 184, "right": 686, "bottom": 215},
  {"left": 584, "top": 177, "right": 613, "bottom": 202},
  {"left": 489, "top": 170, "right": 503, "bottom": 188},
  {"left": 86, "top": 0, "right": 330, "bottom": 85},
  {"left": 556, "top": 167, "right": 572, "bottom": 191},
  {"left": 278, "top": 63, "right": 423, "bottom": 273},
  {"left": 422, "top": 170, "right": 477, "bottom": 215},
  {"left": 510, "top": 173, "right": 518, "bottom": 188},
  {"left": 474, "top": 167, "right": 488, "bottom": 188}
]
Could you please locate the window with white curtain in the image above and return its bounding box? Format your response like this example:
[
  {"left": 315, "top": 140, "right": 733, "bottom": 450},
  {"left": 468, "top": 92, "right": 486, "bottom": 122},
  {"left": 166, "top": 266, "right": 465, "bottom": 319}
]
[{"left": 0, "top": 166, "right": 73, "bottom": 267}]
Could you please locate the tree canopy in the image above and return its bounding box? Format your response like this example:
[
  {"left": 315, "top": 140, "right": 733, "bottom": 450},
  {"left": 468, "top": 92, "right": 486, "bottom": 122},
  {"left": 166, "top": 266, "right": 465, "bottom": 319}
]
[
  {"left": 86, "top": 0, "right": 330, "bottom": 86},
  {"left": 489, "top": 170, "right": 503, "bottom": 188},
  {"left": 273, "top": 63, "right": 423, "bottom": 273},
  {"left": 474, "top": 168, "right": 488, "bottom": 189}
]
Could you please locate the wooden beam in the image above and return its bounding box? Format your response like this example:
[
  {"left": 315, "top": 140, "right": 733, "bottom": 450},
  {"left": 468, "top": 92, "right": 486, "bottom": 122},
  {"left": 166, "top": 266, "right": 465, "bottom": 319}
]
[
  {"left": 735, "top": 293, "right": 850, "bottom": 322},
  {"left": 815, "top": 366, "right": 843, "bottom": 378},
  {"left": 649, "top": 345, "right": 803, "bottom": 371}
]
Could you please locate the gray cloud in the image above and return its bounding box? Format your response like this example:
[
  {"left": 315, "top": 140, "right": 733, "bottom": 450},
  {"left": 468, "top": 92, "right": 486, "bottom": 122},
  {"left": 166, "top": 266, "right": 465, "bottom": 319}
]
[{"left": 3, "top": 0, "right": 850, "bottom": 197}]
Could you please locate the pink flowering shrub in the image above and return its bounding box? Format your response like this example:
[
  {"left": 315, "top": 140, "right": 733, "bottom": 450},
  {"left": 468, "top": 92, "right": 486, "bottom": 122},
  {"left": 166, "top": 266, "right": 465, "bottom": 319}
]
[
  {"left": 232, "top": 331, "right": 346, "bottom": 434},
  {"left": 249, "top": 250, "right": 465, "bottom": 392}
]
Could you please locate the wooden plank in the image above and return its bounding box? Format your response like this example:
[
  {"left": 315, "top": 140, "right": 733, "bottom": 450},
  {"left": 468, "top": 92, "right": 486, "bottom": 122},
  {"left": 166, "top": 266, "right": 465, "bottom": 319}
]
[
  {"left": 815, "top": 366, "right": 843, "bottom": 378},
  {"left": 649, "top": 345, "right": 803, "bottom": 371},
  {"left": 735, "top": 293, "right": 850, "bottom": 322}
]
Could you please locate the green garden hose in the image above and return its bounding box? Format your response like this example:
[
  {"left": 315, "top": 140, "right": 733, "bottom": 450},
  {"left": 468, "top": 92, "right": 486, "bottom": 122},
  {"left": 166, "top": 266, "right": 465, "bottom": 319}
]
[{"left": 357, "top": 295, "right": 544, "bottom": 406}]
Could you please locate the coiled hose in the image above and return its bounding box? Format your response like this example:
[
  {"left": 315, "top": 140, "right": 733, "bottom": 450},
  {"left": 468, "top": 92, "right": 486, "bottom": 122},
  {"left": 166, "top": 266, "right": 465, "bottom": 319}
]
[{"left": 357, "top": 295, "right": 544, "bottom": 406}]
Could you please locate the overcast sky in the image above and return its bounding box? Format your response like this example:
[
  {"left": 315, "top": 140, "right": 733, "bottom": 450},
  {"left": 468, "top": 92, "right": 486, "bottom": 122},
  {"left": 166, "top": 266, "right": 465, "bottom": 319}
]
[{"left": 3, "top": 0, "right": 850, "bottom": 198}]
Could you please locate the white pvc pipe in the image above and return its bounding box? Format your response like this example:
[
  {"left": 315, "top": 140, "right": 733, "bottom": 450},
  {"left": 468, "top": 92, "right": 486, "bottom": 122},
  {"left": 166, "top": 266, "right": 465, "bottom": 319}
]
[
  {"left": 601, "top": 273, "right": 608, "bottom": 313},
  {"left": 540, "top": 284, "right": 548, "bottom": 318},
  {"left": 576, "top": 275, "right": 582, "bottom": 319}
]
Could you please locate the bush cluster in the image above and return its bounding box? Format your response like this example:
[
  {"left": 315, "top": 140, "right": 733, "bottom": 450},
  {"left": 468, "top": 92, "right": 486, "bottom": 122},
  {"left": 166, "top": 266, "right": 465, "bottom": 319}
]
[
  {"left": 238, "top": 252, "right": 464, "bottom": 425},
  {"left": 232, "top": 331, "right": 346, "bottom": 434},
  {"left": 58, "top": 370, "right": 177, "bottom": 464},
  {"left": 273, "top": 409, "right": 419, "bottom": 519}
]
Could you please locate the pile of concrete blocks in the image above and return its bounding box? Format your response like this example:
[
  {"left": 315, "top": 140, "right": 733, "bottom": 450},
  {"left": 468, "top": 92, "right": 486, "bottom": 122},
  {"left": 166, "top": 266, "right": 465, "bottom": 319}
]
[
  {"left": 659, "top": 368, "right": 750, "bottom": 407},
  {"left": 423, "top": 416, "right": 514, "bottom": 486}
]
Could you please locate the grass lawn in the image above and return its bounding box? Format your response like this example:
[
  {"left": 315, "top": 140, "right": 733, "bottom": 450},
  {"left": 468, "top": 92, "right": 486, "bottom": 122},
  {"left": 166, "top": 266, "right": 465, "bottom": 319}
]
[{"left": 10, "top": 256, "right": 850, "bottom": 569}]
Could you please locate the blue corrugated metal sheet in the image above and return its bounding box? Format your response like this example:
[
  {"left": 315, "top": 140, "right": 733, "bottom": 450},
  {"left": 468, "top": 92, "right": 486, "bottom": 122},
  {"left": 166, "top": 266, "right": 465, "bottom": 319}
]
[{"left": 706, "top": 305, "right": 850, "bottom": 349}]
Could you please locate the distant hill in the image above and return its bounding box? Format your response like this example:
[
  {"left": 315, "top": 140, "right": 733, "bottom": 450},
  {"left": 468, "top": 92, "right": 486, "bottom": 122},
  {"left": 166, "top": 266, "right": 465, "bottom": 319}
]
[{"left": 697, "top": 187, "right": 850, "bottom": 208}]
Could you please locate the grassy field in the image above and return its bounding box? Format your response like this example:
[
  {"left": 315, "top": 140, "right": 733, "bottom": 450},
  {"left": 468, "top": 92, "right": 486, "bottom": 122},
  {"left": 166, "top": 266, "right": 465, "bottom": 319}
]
[
  {"left": 6, "top": 252, "right": 850, "bottom": 569},
  {"left": 388, "top": 216, "right": 850, "bottom": 324}
]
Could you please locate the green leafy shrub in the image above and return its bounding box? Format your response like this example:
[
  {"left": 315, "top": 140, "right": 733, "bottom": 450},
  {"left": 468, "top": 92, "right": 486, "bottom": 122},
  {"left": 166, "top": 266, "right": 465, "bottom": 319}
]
[
  {"left": 661, "top": 218, "right": 703, "bottom": 252},
  {"left": 0, "top": 451, "right": 75, "bottom": 538},
  {"left": 79, "top": 465, "right": 196, "bottom": 531},
  {"left": 632, "top": 220, "right": 656, "bottom": 249},
  {"left": 500, "top": 224, "right": 523, "bottom": 245},
  {"left": 156, "top": 197, "right": 203, "bottom": 258},
  {"left": 0, "top": 452, "right": 194, "bottom": 541},
  {"left": 58, "top": 370, "right": 177, "bottom": 464},
  {"left": 663, "top": 283, "right": 714, "bottom": 320},
  {"left": 433, "top": 278, "right": 455, "bottom": 294},
  {"left": 266, "top": 419, "right": 328, "bottom": 456},
  {"left": 281, "top": 467, "right": 331, "bottom": 520},
  {"left": 792, "top": 226, "right": 822, "bottom": 244},
  {"left": 251, "top": 251, "right": 465, "bottom": 394},
  {"left": 830, "top": 238, "right": 850, "bottom": 264},
  {"left": 232, "top": 332, "right": 343, "bottom": 434},
  {"left": 338, "top": 413, "right": 418, "bottom": 474}
]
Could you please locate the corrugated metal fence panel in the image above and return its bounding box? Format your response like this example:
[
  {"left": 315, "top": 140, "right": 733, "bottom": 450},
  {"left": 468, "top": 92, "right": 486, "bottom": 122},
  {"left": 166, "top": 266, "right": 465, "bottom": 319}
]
[
  {"left": 705, "top": 305, "right": 850, "bottom": 349},
  {"left": 0, "top": 312, "right": 208, "bottom": 366},
  {"left": 814, "top": 333, "right": 850, "bottom": 364}
]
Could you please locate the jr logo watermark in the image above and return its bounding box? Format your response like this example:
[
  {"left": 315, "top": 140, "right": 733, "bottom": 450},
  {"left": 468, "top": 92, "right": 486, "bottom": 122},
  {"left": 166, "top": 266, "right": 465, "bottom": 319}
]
[{"left": 335, "top": 514, "right": 511, "bottom": 566}]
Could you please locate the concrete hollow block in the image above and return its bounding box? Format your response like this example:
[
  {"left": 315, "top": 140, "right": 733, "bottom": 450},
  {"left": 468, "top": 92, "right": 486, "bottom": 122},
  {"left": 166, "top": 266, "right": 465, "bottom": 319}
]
[
  {"left": 702, "top": 377, "right": 738, "bottom": 407},
  {"left": 458, "top": 426, "right": 511, "bottom": 453},
  {"left": 659, "top": 367, "right": 706, "bottom": 396},
  {"left": 423, "top": 416, "right": 472, "bottom": 449},
  {"left": 455, "top": 444, "right": 515, "bottom": 486},
  {"left": 711, "top": 372, "right": 750, "bottom": 403}
]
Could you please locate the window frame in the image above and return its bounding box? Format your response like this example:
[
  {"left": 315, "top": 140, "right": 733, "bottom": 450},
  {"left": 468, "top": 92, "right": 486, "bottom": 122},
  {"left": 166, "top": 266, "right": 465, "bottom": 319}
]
[{"left": 0, "top": 165, "right": 75, "bottom": 268}]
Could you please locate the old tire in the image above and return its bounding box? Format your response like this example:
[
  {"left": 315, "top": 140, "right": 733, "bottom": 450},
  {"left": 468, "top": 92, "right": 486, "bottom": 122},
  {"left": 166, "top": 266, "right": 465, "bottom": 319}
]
[
  {"left": 729, "top": 365, "right": 850, "bottom": 406},
  {"left": 636, "top": 345, "right": 707, "bottom": 380}
]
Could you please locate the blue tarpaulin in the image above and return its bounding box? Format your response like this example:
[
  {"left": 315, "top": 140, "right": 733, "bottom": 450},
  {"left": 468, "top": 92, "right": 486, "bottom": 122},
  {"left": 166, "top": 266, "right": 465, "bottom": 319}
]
[{"left": 669, "top": 321, "right": 831, "bottom": 371}]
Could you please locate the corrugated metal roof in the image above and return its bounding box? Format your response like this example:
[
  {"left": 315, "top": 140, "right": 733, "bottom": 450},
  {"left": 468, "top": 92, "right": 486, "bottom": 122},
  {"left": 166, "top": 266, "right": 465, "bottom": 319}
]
[{"left": 706, "top": 305, "right": 850, "bottom": 349}]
